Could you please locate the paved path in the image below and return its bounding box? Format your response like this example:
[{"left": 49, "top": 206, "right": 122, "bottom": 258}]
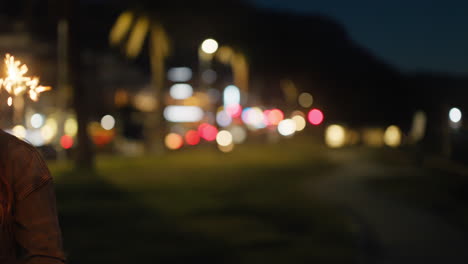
[{"left": 310, "top": 150, "right": 468, "bottom": 264}]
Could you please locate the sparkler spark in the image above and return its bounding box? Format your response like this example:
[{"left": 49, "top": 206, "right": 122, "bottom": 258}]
[{"left": 0, "top": 54, "right": 51, "bottom": 106}]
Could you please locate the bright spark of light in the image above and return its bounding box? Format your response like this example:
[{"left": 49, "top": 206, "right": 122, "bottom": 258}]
[{"left": 0, "top": 54, "right": 51, "bottom": 106}]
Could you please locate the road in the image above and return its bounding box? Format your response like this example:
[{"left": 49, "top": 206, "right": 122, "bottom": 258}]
[{"left": 310, "top": 148, "right": 468, "bottom": 264}]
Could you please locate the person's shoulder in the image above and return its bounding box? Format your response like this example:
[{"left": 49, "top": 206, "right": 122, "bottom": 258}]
[
  {"left": 0, "top": 129, "right": 40, "bottom": 160},
  {"left": 0, "top": 130, "right": 52, "bottom": 200}
]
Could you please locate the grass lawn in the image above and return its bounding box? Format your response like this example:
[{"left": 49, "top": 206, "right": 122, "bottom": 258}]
[
  {"left": 48, "top": 136, "right": 358, "bottom": 263},
  {"left": 365, "top": 148, "right": 468, "bottom": 234}
]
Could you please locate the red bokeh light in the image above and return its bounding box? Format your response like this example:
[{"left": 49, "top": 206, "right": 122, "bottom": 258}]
[
  {"left": 308, "top": 109, "right": 324, "bottom": 125},
  {"left": 198, "top": 123, "right": 218, "bottom": 141},
  {"left": 60, "top": 135, "right": 74, "bottom": 149},
  {"left": 226, "top": 104, "right": 242, "bottom": 118},
  {"left": 185, "top": 130, "right": 200, "bottom": 145},
  {"left": 265, "top": 109, "right": 284, "bottom": 126}
]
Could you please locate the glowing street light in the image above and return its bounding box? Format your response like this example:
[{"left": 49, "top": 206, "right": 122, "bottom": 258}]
[
  {"left": 201, "top": 39, "right": 219, "bottom": 54},
  {"left": 449, "top": 107, "right": 462, "bottom": 123}
]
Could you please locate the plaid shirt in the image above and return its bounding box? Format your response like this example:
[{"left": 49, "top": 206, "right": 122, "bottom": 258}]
[{"left": 0, "top": 130, "right": 66, "bottom": 264}]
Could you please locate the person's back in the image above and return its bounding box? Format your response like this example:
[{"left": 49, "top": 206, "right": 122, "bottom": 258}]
[{"left": 0, "top": 130, "right": 65, "bottom": 263}]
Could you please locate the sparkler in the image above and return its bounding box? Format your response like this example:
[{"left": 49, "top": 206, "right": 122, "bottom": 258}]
[{"left": 0, "top": 54, "right": 51, "bottom": 106}]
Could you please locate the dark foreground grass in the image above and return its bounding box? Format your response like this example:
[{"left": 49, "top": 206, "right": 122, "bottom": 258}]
[
  {"left": 365, "top": 148, "right": 468, "bottom": 234},
  {"left": 48, "top": 137, "right": 358, "bottom": 264}
]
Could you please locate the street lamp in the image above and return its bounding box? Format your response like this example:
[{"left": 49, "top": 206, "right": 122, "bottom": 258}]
[{"left": 201, "top": 38, "right": 218, "bottom": 54}]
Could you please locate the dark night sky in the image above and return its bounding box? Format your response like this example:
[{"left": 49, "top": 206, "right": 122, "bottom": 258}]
[{"left": 250, "top": 0, "right": 468, "bottom": 74}]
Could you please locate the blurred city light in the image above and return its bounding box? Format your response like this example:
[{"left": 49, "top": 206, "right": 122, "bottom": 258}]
[
  {"left": 298, "top": 92, "right": 313, "bottom": 108},
  {"left": 449, "top": 107, "right": 462, "bottom": 123},
  {"left": 384, "top": 125, "right": 402, "bottom": 148},
  {"left": 170, "top": 84, "right": 193, "bottom": 100},
  {"left": 60, "top": 135, "right": 74, "bottom": 149},
  {"left": 198, "top": 123, "right": 218, "bottom": 141},
  {"left": 27, "top": 130, "right": 45, "bottom": 147},
  {"left": 218, "top": 142, "right": 234, "bottom": 153},
  {"left": 109, "top": 11, "right": 134, "bottom": 45},
  {"left": 229, "top": 126, "right": 247, "bottom": 144},
  {"left": 277, "top": 119, "right": 296, "bottom": 136},
  {"left": 265, "top": 109, "right": 284, "bottom": 126},
  {"left": 216, "top": 110, "right": 232, "bottom": 127},
  {"left": 134, "top": 90, "right": 158, "bottom": 112},
  {"left": 216, "top": 130, "right": 233, "bottom": 147},
  {"left": 64, "top": 117, "right": 78, "bottom": 137},
  {"left": 42, "top": 118, "right": 58, "bottom": 141},
  {"left": 325, "top": 125, "right": 346, "bottom": 148},
  {"left": 216, "top": 46, "right": 234, "bottom": 64},
  {"left": 185, "top": 130, "right": 201, "bottom": 146},
  {"left": 202, "top": 70, "right": 217, "bottom": 84},
  {"left": 12, "top": 125, "right": 26, "bottom": 139},
  {"left": 30, "top": 113, "right": 44, "bottom": 129},
  {"left": 164, "top": 106, "right": 204, "bottom": 123},
  {"left": 409, "top": 111, "right": 427, "bottom": 143},
  {"left": 226, "top": 104, "right": 242, "bottom": 118},
  {"left": 223, "top": 85, "right": 241, "bottom": 108},
  {"left": 308, "top": 109, "right": 324, "bottom": 125},
  {"left": 165, "top": 133, "right": 184, "bottom": 150},
  {"left": 167, "top": 67, "right": 192, "bottom": 82},
  {"left": 201, "top": 39, "right": 219, "bottom": 54},
  {"left": 292, "top": 115, "right": 306, "bottom": 131},
  {"left": 101, "top": 115, "right": 116, "bottom": 130},
  {"left": 362, "top": 128, "right": 385, "bottom": 147},
  {"left": 125, "top": 16, "right": 149, "bottom": 58},
  {"left": 242, "top": 107, "right": 266, "bottom": 129}
]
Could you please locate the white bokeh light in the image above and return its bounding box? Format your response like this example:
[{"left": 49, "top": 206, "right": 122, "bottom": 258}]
[
  {"left": 31, "top": 113, "right": 45, "bottom": 129},
  {"left": 277, "top": 119, "right": 296, "bottom": 136},
  {"left": 449, "top": 108, "right": 462, "bottom": 123},
  {"left": 216, "top": 130, "right": 233, "bottom": 147},
  {"left": 170, "top": 83, "right": 193, "bottom": 100},
  {"left": 201, "top": 39, "right": 219, "bottom": 54},
  {"left": 101, "top": 115, "right": 116, "bottom": 130}
]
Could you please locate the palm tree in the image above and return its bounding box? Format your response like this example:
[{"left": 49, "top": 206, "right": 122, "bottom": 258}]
[{"left": 110, "top": 11, "right": 170, "bottom": 153}]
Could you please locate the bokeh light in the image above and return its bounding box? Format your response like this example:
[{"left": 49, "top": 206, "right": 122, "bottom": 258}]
[
  {"left": 265, "top": 109, "right": 284, "bottom": 126},
  {"left": 164, "top": 106, "right": 204, "bottom": 123},
  {"left": 101, "top": 115, "right": 116, "bottom": 130},
  {"left": 201, "top": 38, "right": 218, "bottom": 54},
  {"left": 12, "top": 125, "right": 26, "bottom": 139},
  {"left": 449, "top": 107, "right": 462, "bottom": 123},
  {"left": 167, "top": 67, "right": 192, "bottom": 82},
  {"left": 27, "top": 130, "right": 45, "bottom": 147},
  {"left": 277, "top": 119, "right": 296, "bottom": 136},
  {"left": 198, "top": 123, "right": 218, "bottom": 141},
  {"left": 223, "top": 85, "right": 241, "bottom": 107},
  {"left": 202, "top": 69, "right": 217, "bottom": 84},
  {"left": 30, "top": 113, "right": 44, "bottom": 129},
  {"left": 242, "top": 107, "right": 266, "bottom": 129},
  {"left": 216, "top": 130, "right": 233, "bottom": 147},
  {"left": 60, "top": 135, "right": 74, "bottom": 149},
  {"left": 170, "top": 83, "right": 193, "bottom": 100},
  {"left": 298, "top": 92, "right": 313, "bottom": 108},
  {"left": 229, "top": 126, "right": 247, "bottom": 144},
  {"left": 325, "top": 125, "right": 346, "bottom": 148},
  {"left": 226, "top": 104, "right": 242, "bottom": 118},
  {"left": 218, "top": 142, "right": 234, "bottom": 153},
  {"left": 185, "top": 130, "right": 200, "bottom": 146},
  {"left": 41, "top": 118, "right": 58, "bottom": 142},
  {"left": 384, "top": 125, "right": 402, "bottom": 148},
  {"left": 308, "top": 109, "right": 324, "bottom": 125},
  {"left": 165, "top": 133, "right": 184, "bottom": 150},
  {"left": 216, "top": 110, "right": 232, "bottom": 127},
  {"left": 292, "top": 115, "right": 306, "bottom": 131},
  {"left": 362, "top": 128, "right": 384, "bottom": 147},
  {"left": 64, "top": 117, "right": 78, "bottom": 137}
]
